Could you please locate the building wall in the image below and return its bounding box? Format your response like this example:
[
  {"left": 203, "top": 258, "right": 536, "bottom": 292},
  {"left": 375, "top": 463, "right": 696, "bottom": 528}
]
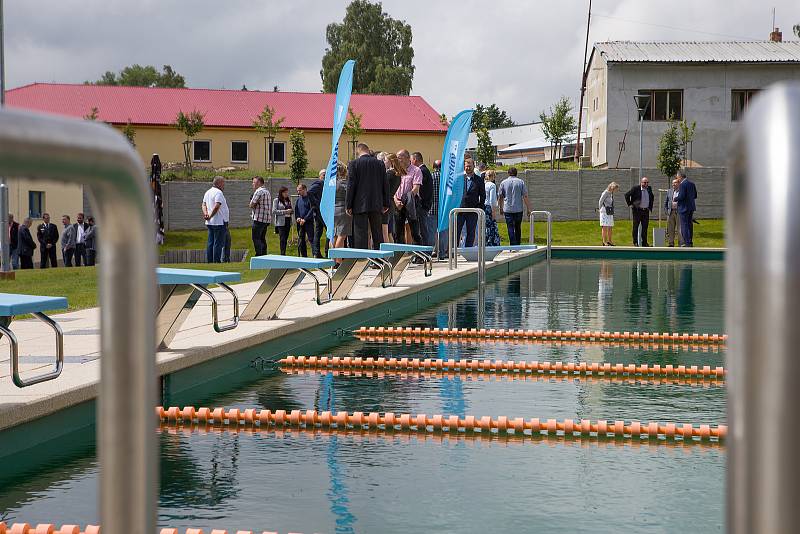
[
  {"left": 114, "top": 125, "right": 445, "bottom": 174},
  {"left": 596, "top": 62, "right": 800, "bottom": 168},
  {"left": 7, "top": 177, "right": 84, "bottom": 225}
]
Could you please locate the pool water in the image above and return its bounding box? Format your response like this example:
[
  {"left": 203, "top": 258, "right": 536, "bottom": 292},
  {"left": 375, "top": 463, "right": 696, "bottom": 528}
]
[{"left": 0, "top": 259, "right": 726, "bottom": 533}]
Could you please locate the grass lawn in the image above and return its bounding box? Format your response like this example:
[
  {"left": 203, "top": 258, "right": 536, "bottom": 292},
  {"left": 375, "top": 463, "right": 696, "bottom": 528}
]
[{"left": 1, "top": 218, "right": 724, "bottom": 315}]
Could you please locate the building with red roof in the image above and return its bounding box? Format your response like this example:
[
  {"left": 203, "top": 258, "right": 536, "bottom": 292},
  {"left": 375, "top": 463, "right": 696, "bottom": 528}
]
[{"left": 6, "top": 83, "right": 447, "bottom": 173}]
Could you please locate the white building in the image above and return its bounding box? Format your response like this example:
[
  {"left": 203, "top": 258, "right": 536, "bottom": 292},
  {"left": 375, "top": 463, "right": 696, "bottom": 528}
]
[
  {"left": 467, "top": 123, "right": 576, "bottom": 164},
  {"left": 585, "top": 36, "right": 800, "bottom": 168}
]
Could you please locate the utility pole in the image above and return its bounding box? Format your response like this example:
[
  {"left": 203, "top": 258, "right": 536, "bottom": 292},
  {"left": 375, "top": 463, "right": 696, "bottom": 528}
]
[
  {"left": 574, "top": 0, "right": 592, "bottom": 164},
  {"left": 0, "top": 0, "right": 12, "bottom": 279}
]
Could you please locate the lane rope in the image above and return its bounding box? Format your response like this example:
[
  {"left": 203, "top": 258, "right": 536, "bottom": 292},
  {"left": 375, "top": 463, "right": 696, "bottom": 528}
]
[
  {"left": 156, "top": 406, "right": 726, "bottom": 443},
  {"left": 0, "top": 525, "right": 297, "bottom": 534},
  {"left": 279, "top": 356, "right": 725, "bottom": 380},
  {"left": 355, "top": 326, "right": 727, "bottom": 345}
]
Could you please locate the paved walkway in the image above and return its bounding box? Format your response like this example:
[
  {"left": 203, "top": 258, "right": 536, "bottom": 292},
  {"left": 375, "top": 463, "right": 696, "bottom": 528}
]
[{"left": 0, "top": 250, "right": 542, "bottom": 430}]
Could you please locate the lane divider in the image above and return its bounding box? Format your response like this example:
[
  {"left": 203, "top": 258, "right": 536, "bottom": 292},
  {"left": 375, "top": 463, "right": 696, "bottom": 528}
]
[
  {"left": 355, "top": 326, "right": 727, "bottom": 345},
  {"left": 0, "top": 524, "right": 298, "bottom": 534},
  {"left": 280, "top": 367, "right": 724, "bottom": 387},
  {"left": 355, "top": 334, "right": 724, "bottom": 353},
  {"left": 279, "top": 355, "right": 725, "bottom": 380},
  {"left": 156, "top": 406, "right": 726, "bottom": 443}
]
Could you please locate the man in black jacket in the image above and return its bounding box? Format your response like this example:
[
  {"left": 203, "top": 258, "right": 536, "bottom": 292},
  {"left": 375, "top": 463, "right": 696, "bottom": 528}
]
[
  {"left": 307, "top": 170, "right": 327, "bottom": 258},
  {"left": 346, "top": 143, "right": 389, "bottom": 249},
  {"left": 624, "top": 177, "right": 655, "bottom": 246},
  {"left": 8, "top": 214, "right": 19, "bottom": 270},
  {"left": 411, "top": 152, "right": 434, "bottom": 247},
  {"left": 36, "top": 213, "right": 59, "bottom": 268},
  {"left": 18, "top": 217, "right": 36, "bottom": 270},
  {"left": 457, "top": 157, "right": 486, "bottom": 247}
]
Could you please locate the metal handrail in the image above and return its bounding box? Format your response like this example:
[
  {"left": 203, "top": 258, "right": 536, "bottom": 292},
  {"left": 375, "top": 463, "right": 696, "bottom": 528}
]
[
  {"left": 300, "top": 267, "right": 333, "bottom": 304},
  {"left": 366, "top": 257, "right": 393, "bottom": 287},
  {"left": 447, "top": 207, "right": 486, "bottom": 288},
  {"left": 0, "top": 108, "right": 156, "bottom": 534},
  {"left": 529, "top": 210, "right": 552, "bottom": 260},
  {"left": 2, "top": 311, "right": 64, "bottom": 387},
  {"left": 190, "top": 283, "right": 239, "bottom": 332},
  {"left": 728, "top": 82, "right": 800, "bottom": 533}
]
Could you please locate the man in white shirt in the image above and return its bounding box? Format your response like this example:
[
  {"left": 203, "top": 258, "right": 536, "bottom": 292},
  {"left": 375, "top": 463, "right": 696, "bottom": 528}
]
[
  {"left": 202, "top": 176, "right": 229, "bottom": 263},
  {"left": 73, "top": 212, "right": 89, "bottom": 266}
]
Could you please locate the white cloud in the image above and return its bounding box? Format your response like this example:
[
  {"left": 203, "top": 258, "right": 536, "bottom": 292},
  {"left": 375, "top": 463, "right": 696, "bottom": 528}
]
[{"left": 4, "top": 0, "right": 798, "bottom": 121}]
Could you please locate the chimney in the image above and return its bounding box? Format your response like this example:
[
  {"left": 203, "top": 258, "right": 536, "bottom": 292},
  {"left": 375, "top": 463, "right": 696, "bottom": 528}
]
[{"left": 770, "top": 27, "right": 782, "bottom": 42}]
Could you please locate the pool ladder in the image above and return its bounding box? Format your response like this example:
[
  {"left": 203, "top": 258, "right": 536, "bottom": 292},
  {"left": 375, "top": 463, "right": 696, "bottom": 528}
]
[{"left": 529, "top": 210, "right": 552, "bottom": 260}]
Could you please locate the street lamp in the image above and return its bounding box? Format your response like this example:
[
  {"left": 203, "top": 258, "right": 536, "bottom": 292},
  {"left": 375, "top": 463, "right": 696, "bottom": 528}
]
[{"left": 633, "top": 93, "right": 651, "bottom": 183}]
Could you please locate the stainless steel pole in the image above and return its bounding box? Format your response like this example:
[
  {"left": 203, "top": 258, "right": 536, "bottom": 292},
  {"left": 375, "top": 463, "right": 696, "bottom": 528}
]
[
  {"left": 638, "top": 115, "right": 643, "bottom": 182},
  {"left": 728, "top": 82, "right": 800, "bottom": 534},
  {"left": 0, "top": 108, "right": 157, "bottom": 534},
  {"left": 0, "top": 0, "right": 10, "bottom": 275}
]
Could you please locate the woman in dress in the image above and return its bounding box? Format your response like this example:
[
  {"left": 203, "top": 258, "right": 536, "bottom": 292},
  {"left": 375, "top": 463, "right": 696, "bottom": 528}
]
[
  {"left": 332, "top": 162, "right": 351, "bottom": 261},
  {"left": 599, "top": 182, "right": 619, "bottom": 246},
  {"left": 271, "top": 186, "right": 293, "bottom": 255},
  {"left": 484, "top": 170, "right": 501, "bottom": 246}
]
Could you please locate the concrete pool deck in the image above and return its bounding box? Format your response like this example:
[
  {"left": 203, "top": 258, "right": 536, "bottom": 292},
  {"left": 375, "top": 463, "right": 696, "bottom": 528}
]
[{"left": 0, "top": 248, "right": 546, "bottom": 432}]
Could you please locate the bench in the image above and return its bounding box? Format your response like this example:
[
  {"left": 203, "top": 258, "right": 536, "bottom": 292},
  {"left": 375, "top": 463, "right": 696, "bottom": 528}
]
[
  {"left": 459, "top": 245, "right": 537, "bottom": 262},
  {"left": 372, "top": 243, "right": 434, "bottom": 286},
  {"left": 241, "top": 255, "right": 335, "bottom": 321},
  {"left": 328, "top": 248, "right": 396, "bottom": 298},
  {"left": 156, "top": 267, "right": 241, "bottom": 349},
  {"left": 0, "top": 293, "right": 67, "bottom": 387}
]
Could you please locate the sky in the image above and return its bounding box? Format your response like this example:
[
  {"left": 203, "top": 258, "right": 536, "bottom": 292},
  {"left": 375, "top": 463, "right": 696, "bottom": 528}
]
[{"left": 4, "top": 0, "right": 798, "bottom": 124}]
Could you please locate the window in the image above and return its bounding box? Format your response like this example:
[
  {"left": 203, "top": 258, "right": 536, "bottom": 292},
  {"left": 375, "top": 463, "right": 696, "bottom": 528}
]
[
  {"left": 637, "top": 90, "right": 683, "bottom": 121},
  {"left": 29, "top": 191, "right": 44, "bottom": 218},
  {"left": 731, "top": 90, "right": 759, "bottom": 121},
  {"left": 193, "top": 140, "right": 211, "bottom": 162},
  {"left": 231, "top": 141, "right": 248, "bottom": 163},
  {"left": 269, "top": 141, "right": 286, "bottom": 164}
]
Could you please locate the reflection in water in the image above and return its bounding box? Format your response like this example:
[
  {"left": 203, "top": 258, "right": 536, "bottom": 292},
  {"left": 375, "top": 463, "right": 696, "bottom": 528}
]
[{"left": 676, "top": 264, "right": 695, "bottom": 333}]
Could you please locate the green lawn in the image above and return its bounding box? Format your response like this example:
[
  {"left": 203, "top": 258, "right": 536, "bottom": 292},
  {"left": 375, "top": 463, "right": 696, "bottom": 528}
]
[{"left": 1, "top": 218, "right": 724, "bottom": 314}]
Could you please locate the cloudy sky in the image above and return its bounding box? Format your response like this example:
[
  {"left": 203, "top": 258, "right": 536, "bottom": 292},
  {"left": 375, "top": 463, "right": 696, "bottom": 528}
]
[{"left": 5, "top": 0, "right": 798, "bottom": 123}]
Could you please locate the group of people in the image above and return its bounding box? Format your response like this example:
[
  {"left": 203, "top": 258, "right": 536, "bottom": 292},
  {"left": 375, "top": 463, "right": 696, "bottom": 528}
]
[
  {"left": 8, "top": 211, "right": 98, "bottom": 269},
  {"left": 598, "top": 170, "right": 698, "bottom": 247}
]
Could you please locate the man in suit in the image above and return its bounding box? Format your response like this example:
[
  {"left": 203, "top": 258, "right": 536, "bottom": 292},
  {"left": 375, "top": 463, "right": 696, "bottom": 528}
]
[
  {"left": 458, "top": 157, "right": 486, "bottom": 247},
  {"left": 664, "top": 178, "right": 683, "bottom": 247},
  {"left": 36, "top": 213, "right": 59, "bottom": 268},
  {"left": 411, "top": 151, "right": 434, "bottom": 247},
  {"left": 624, "top": 176, "right": 654, "bottom": 246},
  {"left": 675, "top": 170, "right": 698, "bottom": 247},
  {"left": 8, "top": 214, "right": 19, "bottom": 270},
  {"left": 72, "top": 212, "right": 89, "bottom": 266},
  {"left": 346, "top": 142, "right": 390, "bottom": 249},
  {"left": 61, "top": 215, "right": 76, "bottom": 267},
  {"left": 18, "top": 217, "right": 36, "bottom": 270},
  {"left": 306, "top": 170, "right": 327, "bottom": 258}
]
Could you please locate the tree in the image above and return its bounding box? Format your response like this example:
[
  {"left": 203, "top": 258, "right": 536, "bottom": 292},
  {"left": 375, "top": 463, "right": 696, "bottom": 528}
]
[
  {"left": 475, "top": 120, "right": 495, "bottom": 166},
  {"left": 252, "top": 105, "right": 286, "bottom": 172},
  {"left": 539, "top": 96, "right": 577, "bottom": 169},
  {"left": 794, "top": 23, "right": 800, "bottom": 38},
  {"left": 472, "top": 104, "right": 515, "bottom": 131},
  {"left": 678, "top": 119, "right": 696, "bottom": 168},
  {"left": 343, "top": 107, "right": 363, "bottom": 161},
  {"left": 174, "top": 110, "right": 205, "bottom": 178},
  {"left": 289, "top": 129, "right": 309, "bottom": 185},
  {"left": 89, "top": 64, "right": 186, "bottom": 88},
  {"left": 83, "top": 107, "right": 100, "bottom": 121},
  {"left": 320, "top": 0, "right": 414, "bottom": 95},
  {"left": 657, "top": 119, "right": 682, "bottom": 185},
  {"left": 439, "top": 113, "right": 449, "bottom": 126},
  {"left": 122, "top": 120, "right": 136, "bottom": 147}
]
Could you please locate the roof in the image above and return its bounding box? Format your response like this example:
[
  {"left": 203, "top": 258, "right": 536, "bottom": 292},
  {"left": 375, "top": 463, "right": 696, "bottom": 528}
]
[
  {"left": 5, "top": 83, "right": 447, "bottom": 133},
  {"left": 497, "top": 124, "right": 576, "bottom": 154},
  {"left": 594, "top": 41, "right": 800, "bottom": 64}
]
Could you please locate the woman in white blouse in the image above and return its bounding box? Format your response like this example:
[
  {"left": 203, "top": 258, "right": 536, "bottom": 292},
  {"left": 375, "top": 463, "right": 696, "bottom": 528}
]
[{"left": 598, "top": 182, "right": 619, "bottom": 246}]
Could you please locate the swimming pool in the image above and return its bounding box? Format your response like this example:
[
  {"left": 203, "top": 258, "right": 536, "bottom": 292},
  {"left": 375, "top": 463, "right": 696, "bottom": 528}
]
[{"left": 0, "top": 258, "right": 726, "bottom": 533}]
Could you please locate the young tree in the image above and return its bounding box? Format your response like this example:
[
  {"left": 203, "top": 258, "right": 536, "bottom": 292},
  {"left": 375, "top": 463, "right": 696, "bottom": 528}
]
[
  {"left": 678, "top": 119, "right": 696, "bottom": 168},
  {"left": 794, "top": 23, "right": 800, "bottom": 38},
  {"left": 321, "top": 0, "right": 414, "bottom": 95},
  {"left": 289, "top": 129, "right": 309, "bottom": 186},
  {"left": 122, "top": 120, "right": 136, "bottom": 147},
  {"left": 174, "top": 110, "right": 205, "bottom": 178},
  {"left": 439, "top": 113, "right": 449, "bottom": 126},
  {"left": 343, "top": 107, "right": 363, "bottom": 161},
  {"left": 539, "top": 97, "right": 577, "bottom": 169},
  {"left": 657, "top": 119, "right": 682, "bottom": 186},
  {"left": 475, "top": 120, "right": 495, "bottom": 166},
  {"left": 252, "top": 105, "right": 285, "bottom": 172},
  {"left": 83, "top": 107, "right": 100, "bottom": 121},
  {"left": 472, "top": 103, "right": 515, "bottom": 131}
]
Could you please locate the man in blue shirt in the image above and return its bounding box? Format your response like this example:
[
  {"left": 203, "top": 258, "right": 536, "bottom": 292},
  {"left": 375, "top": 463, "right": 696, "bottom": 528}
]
[
  {"left": 498, "top": 167, "right": 531, "bottom": 245},
  {"left": 295, "top": 183, "right": 314, "bottom": 257}
]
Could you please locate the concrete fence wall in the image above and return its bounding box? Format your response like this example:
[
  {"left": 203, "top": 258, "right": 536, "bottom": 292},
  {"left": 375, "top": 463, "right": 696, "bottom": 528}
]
[{"left": 141, "top": 169, "right": 725, "bottom": 231}]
